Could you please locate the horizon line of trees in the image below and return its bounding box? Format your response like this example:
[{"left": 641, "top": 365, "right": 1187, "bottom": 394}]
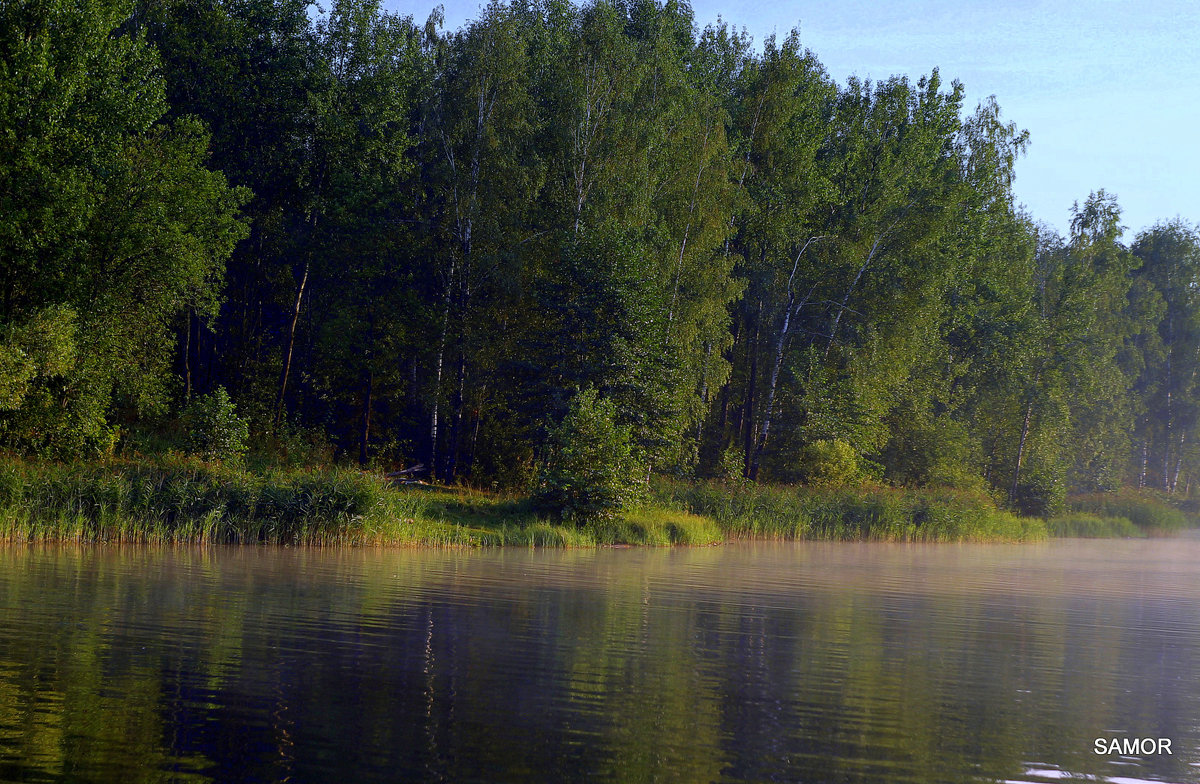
[{"left": 3, "top": 0, "right": 1199, "bottom": 515}]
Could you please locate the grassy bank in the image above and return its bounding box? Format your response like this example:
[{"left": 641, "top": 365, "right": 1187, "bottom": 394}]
[
  {"left": 0, "top": 457, "right": 724, "bottom": 546},
  {"left": 1066, "top": 490, "right": 1190, "bottom": 534},
  {"left": 653, "top": 479, "right": 1048, "bottom": 543},
  {"left": 5, "top": 458, "right": 1189, "bottom": 546},
  {"left": 1045, "top": 513, "right": 1142, "bottom": 538}
]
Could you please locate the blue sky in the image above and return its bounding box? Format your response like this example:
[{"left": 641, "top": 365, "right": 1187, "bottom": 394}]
[{"left": 385, "top": 0, "right": 1198, "bottom": 239}]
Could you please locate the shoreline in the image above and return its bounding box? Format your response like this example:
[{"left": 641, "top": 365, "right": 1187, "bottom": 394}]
[{"left": 0, "top": 457, "right": 1188, "bottom": 547}]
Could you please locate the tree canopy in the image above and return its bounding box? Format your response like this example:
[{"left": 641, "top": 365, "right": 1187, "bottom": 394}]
[{"left": 2, "top": 0, "right": 1197, "bottom": 513}]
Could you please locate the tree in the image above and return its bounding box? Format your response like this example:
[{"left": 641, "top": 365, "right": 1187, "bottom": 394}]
[
  {"left": 419, "top": 1, "right": 542, "bottom": 479},
  {"left": 0, "top": 0, "right": 247, "bottom": 454},
  {"left": 720, "top": 65, "right": 972, "bottom": 482},
  {"left": 184, "top": 386, "right": 249, "bottom": 462},
  {"left": 140, "top": 0, "right": 318, "bottom": 423},
  {"left": 994, "top": 193, "right": 1143, "bottom": 513},
  {"left": 885, "top": 95, "right": 1031, "bottom": 491},
  {"left": 533, "top": 387, "right": 644, "bottom": 523},
  {"left": 299, "top": 0, "right": 424, "bottom": 464},
  {"left": 727, "top": 32, "right": 835, "bottom": 480},
  {"left": 1131, "top": 221, "right": 1200, "bottom": 492}
]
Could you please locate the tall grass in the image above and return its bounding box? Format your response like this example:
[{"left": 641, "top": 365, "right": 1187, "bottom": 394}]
[
  {"left": 653, "top": 479, "right": 1047, "bottom": 542},
  {"left": 0, "top": 457, "right": 429, "bottom": 545},
  {"left": 1068, "top": 490, "right": 1190, "bottom": 534},
  {"left": 0, "top": 457, "right": 724, "bottom": 547},
  {"left": 20, "top": 458, "right": 1188, "bottom": 547},
  {"left": 1046, "top": 513, "right": 1142, "bottom": 538}
]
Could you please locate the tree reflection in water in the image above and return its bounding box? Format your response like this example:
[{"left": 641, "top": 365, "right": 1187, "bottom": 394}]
[{"left": 0, "top": 541, "right": 1197, "bottom": 783}]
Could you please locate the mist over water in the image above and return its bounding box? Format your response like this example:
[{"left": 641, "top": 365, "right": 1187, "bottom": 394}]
[{"left": 1, "top": 539, "right": 1198, "bottom": 783}]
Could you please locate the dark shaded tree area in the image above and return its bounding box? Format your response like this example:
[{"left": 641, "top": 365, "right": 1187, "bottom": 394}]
[{"left": 2, "top": 0, "right": 1197, "bottom": 514}]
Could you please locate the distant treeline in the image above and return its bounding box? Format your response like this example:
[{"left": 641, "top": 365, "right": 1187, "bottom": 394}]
[{"left": 2, "top": 0, "right": 1199, "bottom": 516}]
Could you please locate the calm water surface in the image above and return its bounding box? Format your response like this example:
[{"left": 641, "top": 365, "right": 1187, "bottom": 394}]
[{"left": 1, "top": 538, "right": 1199, "bottom": 783}]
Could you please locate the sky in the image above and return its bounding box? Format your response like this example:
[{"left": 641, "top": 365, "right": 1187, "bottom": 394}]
[{"left": 385, "top": 0, "right": 1199, "bottom": 239}]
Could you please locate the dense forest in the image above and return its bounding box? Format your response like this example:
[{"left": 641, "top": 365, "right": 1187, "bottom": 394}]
[{"left": 3, "top": 0, "right": 1199, "bottom": 518}]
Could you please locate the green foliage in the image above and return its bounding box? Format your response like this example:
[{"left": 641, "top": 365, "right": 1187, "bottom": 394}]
[
  {"left": 533, "top": 387, "right": 646, "bottom": 524},
  {"left": 717, "top": 445, "right": 746, "bottom": 481},
  {"left": 1129, "top": 221, "right": 1200, "bottom": 493},
  {"left": 796, "top": 439, "right": 862, "bottom": 487},
  {"left": 2, "top": 0, "right": 1199, "bottom": 516},
  {"left": 253, "top": 419, "right": 335, "bottom": 470},
  {"left": 183, "top": 388, "right": 249, "bottom": 463},
  {"left": 0, "top": 305, "right": 77, "bottom": 411},
  {"left": 881, "top": 409, "right": 989, "bottom": 492},
  {"left": 0, "top": 0, "right": 247, "bottom": 456},
  {"left": 1010, "top": 467, "right": 1066, "bottom": 518},
  {"left": 0, "top": 307, "right": 97, "bottom": 454},
  {"left": 3, "top": 457, "right": 1062, "bottom": 547},
  {"left": 0, "top": 457, "right": 398, "bottom": 544}
]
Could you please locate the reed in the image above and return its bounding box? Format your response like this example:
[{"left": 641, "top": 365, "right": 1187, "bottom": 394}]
[
  {"left": 653, "top": 479, "right": 1047, "bottom": 542},
  {"left": 1046, "top": 513, "right": 1142, "bottom": 538},
  {"left": 0, "top": 456, "right": 430, "bottom": 545},
  {"left": 0, "top": 457, "right": 723, "bottom": 547},
  {"left": 1068, "top": 490, "right": 1189, "bottom": 533},
  {"left": 14, "top": 457, "right": 1185, "bottom": 547}
]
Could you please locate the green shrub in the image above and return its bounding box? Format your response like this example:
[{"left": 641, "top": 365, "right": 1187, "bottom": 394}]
[
  {"left": 1, "top": 456, "right": 1057, "bottom": 547},
  {"left": 252, "top": 418, "right": 334, "bottom": 469},
  {"left": 533, "top": 387, "right": 645, "bottom": 524},
  {"left": 881, "top": 409, "right": 987, "bottom": 492},
  {"left": 1011, "top": 468, "right": 1066, "bottom": 518},
  {"left": 797, "top": 439, "right": 861, "bottom": 487},
  {"left": 0, "top": 305, "right": 77, "bottom": 412},
  {"left": 0, "top": 306, "right": 120, "bottom": 457},
  {"left": 717, "top": 445, "right": 746, "bottom": 481},
  {"left": 183, "top": 387, "right": 249, "bottom": 463}
]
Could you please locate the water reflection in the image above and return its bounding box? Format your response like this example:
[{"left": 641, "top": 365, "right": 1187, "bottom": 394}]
[{"left": 0, "top": 540, "right": 1198, "bottom": 783}]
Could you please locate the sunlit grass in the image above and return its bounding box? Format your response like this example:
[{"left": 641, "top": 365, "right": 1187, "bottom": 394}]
[
  {"left": 652, "top": 478, "right": 1048, "bottom": 543},
  {"left": 1068, "top": 490, "right": 1189, "bottom": 534},
  {"left": 10, "top": 457, "right": 1188, "bottom": 547},
  {"left": 0, "top": 457, "right": 725, "bottom": 547},
  {"left": 1046, "top": 513, "right": 1143, "bottom": 538}
]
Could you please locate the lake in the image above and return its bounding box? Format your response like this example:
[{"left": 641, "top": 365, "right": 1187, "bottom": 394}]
[{"left": 1, "top": 538, "right": 1198, "bottom": 783}]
